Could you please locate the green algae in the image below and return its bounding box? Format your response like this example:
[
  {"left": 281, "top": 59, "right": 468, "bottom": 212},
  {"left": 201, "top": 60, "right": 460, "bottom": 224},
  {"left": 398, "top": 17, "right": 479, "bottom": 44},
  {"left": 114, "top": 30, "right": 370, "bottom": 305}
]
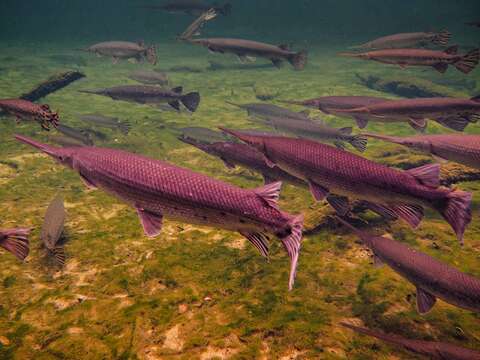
[{"left": 0, "top": 43, "right": 479, "bottom": 359}]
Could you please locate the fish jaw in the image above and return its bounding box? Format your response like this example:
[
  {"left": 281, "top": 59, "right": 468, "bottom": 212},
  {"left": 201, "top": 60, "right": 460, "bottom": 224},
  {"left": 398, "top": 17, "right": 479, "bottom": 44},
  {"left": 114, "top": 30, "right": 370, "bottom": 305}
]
[{"left": 14, "top": 135, "right": 75, "bottom": 168}]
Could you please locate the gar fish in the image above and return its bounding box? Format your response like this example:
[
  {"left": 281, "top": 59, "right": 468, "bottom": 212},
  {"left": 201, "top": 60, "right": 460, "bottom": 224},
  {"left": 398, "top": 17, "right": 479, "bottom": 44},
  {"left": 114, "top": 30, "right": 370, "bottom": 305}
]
[
  {"left": 82, "top": 41, "right": 157, "bottom": 65},
  {"left": 0, "top": 99, "right": 59, "bottom": 130},
  {"left": 41, "top": 195, "right": 66, "bottom": 266},
  {"left": 78, "top": 114, "right": 131, "bottom": 135},
  {"left": 179, "top": 136, "right": 306, "bottom": 186},
  {"left": 227, "top": 101, "right": 312, "bottom": 121},
  {"left": 48, "top": 135, "right": 85, "bottom": 148},
  {"left": 336, "top": 217, "right": 480, "bottom": 313},
  {"left": 351, "top": 30, "right": 451, "bottom": 50},
  {"left": 366, "top": 133, "right": 480, "bottom": 170},
  {"left": 187, "top": 38, "right": 308, "bottom": 70},
  {"left": 142, "top": 1, "right": 232, "bottom": 16},
  {"left": 0, "top": 228, "right": 30, "bottom": 261},
  {"left": 341, "top": 323, "right": 480, "bottom": 359},
  {"left": 334, "top": 96, "right": 480, "bottom": 132},
  {"left": 222, "top": 129, "right": 472, "bottom": 244},
  {"left": 57, "top": 124, "right": 94, "bottom": 146},
  {"left": 128, "top": 70, "right": 170, "bottom": 86},
  {"left": 15, "top": 135, "right": 304, "bottom": 290},
  {"left": 339, "top": 46, "right": 480, "bottom": 74},
  {"left": 80, "top": 85, "right": 200, "bottom": 112},
  {"left": 179, "top": 127, "right": 230, "bottom": 144},
  {"left": 259, "top": 116, "right": 368, "bottom": 152}
]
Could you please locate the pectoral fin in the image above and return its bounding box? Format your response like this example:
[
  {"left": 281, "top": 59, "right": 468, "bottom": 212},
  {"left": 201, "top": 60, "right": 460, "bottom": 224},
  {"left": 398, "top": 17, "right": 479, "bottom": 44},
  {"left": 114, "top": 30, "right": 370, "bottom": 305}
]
[
  {"left": 416, "top": 287, "right": 437, "bottom": 314},
  {"left": 373, "top": 254, "right": 384, "bottom": 268},
  {"left": 136, "top": 208, "right": 163, "bottom": 238}
]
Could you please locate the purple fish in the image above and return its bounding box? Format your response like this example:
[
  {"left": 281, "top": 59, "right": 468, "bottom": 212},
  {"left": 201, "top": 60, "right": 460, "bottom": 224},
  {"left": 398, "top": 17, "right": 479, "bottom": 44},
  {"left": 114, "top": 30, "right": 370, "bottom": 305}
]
[
  {"left": 366, "top": 133, "right": 480, "bottom": 170},
  {"left": 0, "top": 228, "right": 30, "bottom": 261},
  {"left": 342, "top": 323, "right": 480, "bottom": 359},
  {"left": 15, "top": 135, "right": 304, "bottom": 289},
  {"left": 336, "top": 218, "right": 480, "bottom": 314},
  {"left": 221, "top": 129, "right": 472, "bottom": 244}
]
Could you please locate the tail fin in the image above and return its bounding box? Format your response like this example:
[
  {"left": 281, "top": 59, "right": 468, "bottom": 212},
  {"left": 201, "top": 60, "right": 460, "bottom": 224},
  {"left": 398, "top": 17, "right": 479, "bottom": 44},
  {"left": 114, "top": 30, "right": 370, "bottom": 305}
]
[
  {"left": 454, "top": 48, "right": 480, "bottom": 74},
  {"left": 289, "top": 50, "right": 308, "bottom": 70},
  {"left": 146, "top": 45, "right": 157, "bottom": 65},
  {"left": 435, "top": 190, "right": 472, "bottom": 245},
  {"left": 348, "top": 135, "right": 368, "bottom": 152},
  {"left": 50, "top": 246, "right": 66, "bottom": 266},
  {"left": 219, "top": 3, "right": 232, "bottom": 15},
  {"left": 0, "top": 228, "right": 30, "bottom": 261},
  {"left": 281, "top": 214, "right": 304, "bottom": 290},
  {"left": 432, "top": 29, "right": 451, "bottom": 46},
  {"left": 181, "top": 92, "right": 200, "bottom": 112}
]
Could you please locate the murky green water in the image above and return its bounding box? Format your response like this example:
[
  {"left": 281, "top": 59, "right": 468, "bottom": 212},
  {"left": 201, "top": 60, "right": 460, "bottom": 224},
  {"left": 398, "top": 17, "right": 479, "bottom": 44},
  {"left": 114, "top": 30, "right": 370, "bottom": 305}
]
[{"left": 0, "top": 1, "right": 479, "bottom": 359}]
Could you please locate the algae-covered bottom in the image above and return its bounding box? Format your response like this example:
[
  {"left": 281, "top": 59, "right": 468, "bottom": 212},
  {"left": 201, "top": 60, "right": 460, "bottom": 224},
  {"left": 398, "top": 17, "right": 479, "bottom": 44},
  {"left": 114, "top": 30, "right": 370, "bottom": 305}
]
[{"left": 0, "top": 42, "right": 479, "bottom": 359}]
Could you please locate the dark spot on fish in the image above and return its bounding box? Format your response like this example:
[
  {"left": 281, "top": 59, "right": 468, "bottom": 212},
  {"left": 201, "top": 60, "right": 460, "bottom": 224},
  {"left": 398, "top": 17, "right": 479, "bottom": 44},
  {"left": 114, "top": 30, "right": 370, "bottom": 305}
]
[{"left": 239, "top": 219, "right": 246, "bottom": 224}]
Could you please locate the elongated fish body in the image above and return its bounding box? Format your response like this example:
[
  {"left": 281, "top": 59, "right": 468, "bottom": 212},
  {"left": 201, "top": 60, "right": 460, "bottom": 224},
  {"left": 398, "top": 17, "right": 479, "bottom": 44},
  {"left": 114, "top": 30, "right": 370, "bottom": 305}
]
[
  {"left": 179, "top": 137, "right": 306, "bottom": 186},
  {"left": 337, "top": 218, "right": 480, "bottom": 314},
  {"left": 366, "top": 134, "right": 480, "bottom": 170},
  {"left": 128, "top": 70, "right": 169, "bottom": 86},
  {"left": 57, "top": 124, "right": 94, "bottom": 146},
  {"left": 85, "top": 41, "right": 157, "bottom": 65},
  {"left": 342, "top": 323, "right": 480, "bottom": 359},
  {"left": 180, "top": 127, "right": 230, "bottom": 144},
  {"left": 353, "top": 30, "right": 451, "bottom": 50},
  {"left": 0, "top": 99, "right": 59, "bottom": 130},
  {"left": 189, "top": 38, "right": 308, "bottom": 70},
  {"left": 78, "top": 115, "right": 130, "bottom": 135},
  {"left": 227, "top": 102, "right": 311, "bottom": 121},
  {"left": 80, "top": 85, "right": 201, "bottom": 112},
  {"left": 261, "top": 116, "right": 367, "bottom": 152},
  {"left": 222, "top": 130, "right": 472, "bottom": 243},
  {"left": 340, "top": 46, "right": 480, "bottom": 74},
  {"left": 15, "top": 135, "right": 303, "bottom": 289},
  {"left": 41, "top": 195, "right": 66, "bottom": 266},
  {"left": 0, "top": 228, "right": 30, "bottom": 261}
]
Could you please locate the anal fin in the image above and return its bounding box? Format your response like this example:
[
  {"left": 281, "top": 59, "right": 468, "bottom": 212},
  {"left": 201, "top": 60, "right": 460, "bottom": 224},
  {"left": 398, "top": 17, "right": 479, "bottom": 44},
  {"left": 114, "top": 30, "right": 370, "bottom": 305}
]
[
  {"left": 327, "top": 195, "right": 350, "bottom": 216},
  {"left": 240, "top": 231, "right": 270, "bottom": 258},
  {"left": 136, "top": 208, "right": 163, "bottom": 238},
  {"left": 416, "top": 287, "right": 437, "bottom": 314},
  {"left": 308, "top": 180, "right": 329, "bottom": 201},
  {"left": 389, "top": 203, "right": 424, "bottom": 228}
]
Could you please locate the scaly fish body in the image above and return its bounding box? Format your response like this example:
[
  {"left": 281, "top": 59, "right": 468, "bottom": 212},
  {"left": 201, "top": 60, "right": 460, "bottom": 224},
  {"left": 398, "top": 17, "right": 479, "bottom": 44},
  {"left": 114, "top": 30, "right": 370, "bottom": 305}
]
[
  {"left": 338, "top": 219, "right": 480, "bottom": 313},
  {"left": 353, "top": 30, "right": 451, "bottom": 49},
  {"left": 366, "top": 133, "right": 480, "bottom": 170},
  {"left": 79, "top": 115, "right": 130, "bottom": 135},
  {"left": 0, "top": 98, "right": 59, "bottom": 130},
  {"left": 223, "top": 130, "right": 472, "bottom": 243},
  {"left": 227, "top": 102, "right": 311, "bottom": 121},
  {"left": 342, "top": 323, "right": 480, "bottom": 359},
  {"left": 86, "top": 41, "right": 157, "bottom": 65},
  {"left": 189, "top": 38, "right": 308, "bottom": 70},
  {"left": 15, "top": 135, "right": 303, "bottom": 289}
]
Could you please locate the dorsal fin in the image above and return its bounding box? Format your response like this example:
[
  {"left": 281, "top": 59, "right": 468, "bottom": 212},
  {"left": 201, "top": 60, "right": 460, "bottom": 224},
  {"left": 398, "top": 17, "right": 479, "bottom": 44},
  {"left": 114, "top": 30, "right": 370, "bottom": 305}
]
[
  {"left": 254, "top": 181, "right": 282, "bottom": 209},
  {"left": 407, "top": 163, "right": 440, "bottom": 188},
  {"left": 445, "top": 45, "right": 458, "bottom": 55}
]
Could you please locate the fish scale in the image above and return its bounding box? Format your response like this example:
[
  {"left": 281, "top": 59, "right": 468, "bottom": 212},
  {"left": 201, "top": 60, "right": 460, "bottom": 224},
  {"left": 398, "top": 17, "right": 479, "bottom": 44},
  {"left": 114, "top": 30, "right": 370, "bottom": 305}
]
[{"left": 15, "top": 135, "right": 304, "bottom": 290}]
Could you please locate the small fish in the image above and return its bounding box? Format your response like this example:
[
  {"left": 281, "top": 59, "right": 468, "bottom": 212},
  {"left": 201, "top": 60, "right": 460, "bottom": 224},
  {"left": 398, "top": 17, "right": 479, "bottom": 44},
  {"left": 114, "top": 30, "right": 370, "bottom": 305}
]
[
  {"left": 341, "top": 323, "right": 480, "bottom": 360},
  {"left": 179, "top": 127, "right": 230, "bottom": 144},
  {"left": 351, "top": 30, "right": 451, "bottom": 50},
  {"left": 0, "top": 99, "right": 59, "bottom": 130},
  {"left": 339, "top": 46, "right": 480, "bottom": 74},
  {"left": 81, "top": 41, "right": 157, "bottom": 65},
  {"left": 336, "top": 217, "right": 480, "bottom": 314},
  {"left": 187, "top": 38, "right": 308, "bottom": 70},
  {"left": 41, "top": 195, "right": 66, "bottom": 266},
  {"left": 15, "top": 135, "right": 304, "bottom": 290},
  {"left": 128, "top": 70, "right": 170, "bottom": 86},
  {"left": 81, "top": 128, "right": 108, "bottom": 141},
  {"left": 260, "top": 116, "right": 368, "bottom": 152},
  {"left": 366, "top": 133, "right": 480, "bottom": 170},
  {"left": 334, "top": 96, "right": 480, "bottom": 132},
  {"left": 179, "top": 136, "right": 306, "bottom": 186},
  {"left": 0, "top": 228, "right": 30, "bottom": 261},
  {"left": 78, "top": 114, "right": 130, "bottom": 135},
  {"left": 56, "top": 124, "right": 94, "bottom": 146},
  {"left": 48, "top": 135, "right": 85, "bottom": 148},
  {"left": 80, "top": 85, "right": 200, "bottom": 112},
  {"left": 222, "top": 129, "right": 472, "bottom": 244},
  {"left": 142, "top": 1, "right": 231, "bottom": 16},
  {"left": 227, "top": 101, "right": 312, "bottom": 121}
]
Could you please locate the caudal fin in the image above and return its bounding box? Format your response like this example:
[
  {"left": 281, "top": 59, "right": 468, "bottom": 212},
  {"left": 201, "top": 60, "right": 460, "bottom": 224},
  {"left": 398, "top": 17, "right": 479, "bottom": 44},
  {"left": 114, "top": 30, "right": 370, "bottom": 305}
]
[
  {"left": 281, "top": 214, "right": 304, "bottom": 290},
  {"left": 289, "top": 50, "right": 308, "bottom": 70},
  {"left": 348, "top": 135, "right": 368, "bottom": 152},
  {"left": 181, "top": 92, "right": 200, "bottom": 112},
  {"left": 436, "top": 190, "right": 472, "bottom": 245},
  {"left": 454, "top": 48, "right": 480, "bottom": 74},
  {"left": 0, "top": 228, "right": 30, "bottom": 261},
  {"left": 432, "top": 29, "right": 451, "bottom": 46},
  {"left": 50, "top": 246, "right": 66, "bottom": 267}
]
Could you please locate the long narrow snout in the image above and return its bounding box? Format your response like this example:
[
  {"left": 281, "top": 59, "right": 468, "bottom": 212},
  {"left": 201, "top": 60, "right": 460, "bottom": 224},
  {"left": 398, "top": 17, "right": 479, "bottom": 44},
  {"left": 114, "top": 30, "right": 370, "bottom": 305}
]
[{"left": 15, "top": 134, "right": 59, "bottom": 157}]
